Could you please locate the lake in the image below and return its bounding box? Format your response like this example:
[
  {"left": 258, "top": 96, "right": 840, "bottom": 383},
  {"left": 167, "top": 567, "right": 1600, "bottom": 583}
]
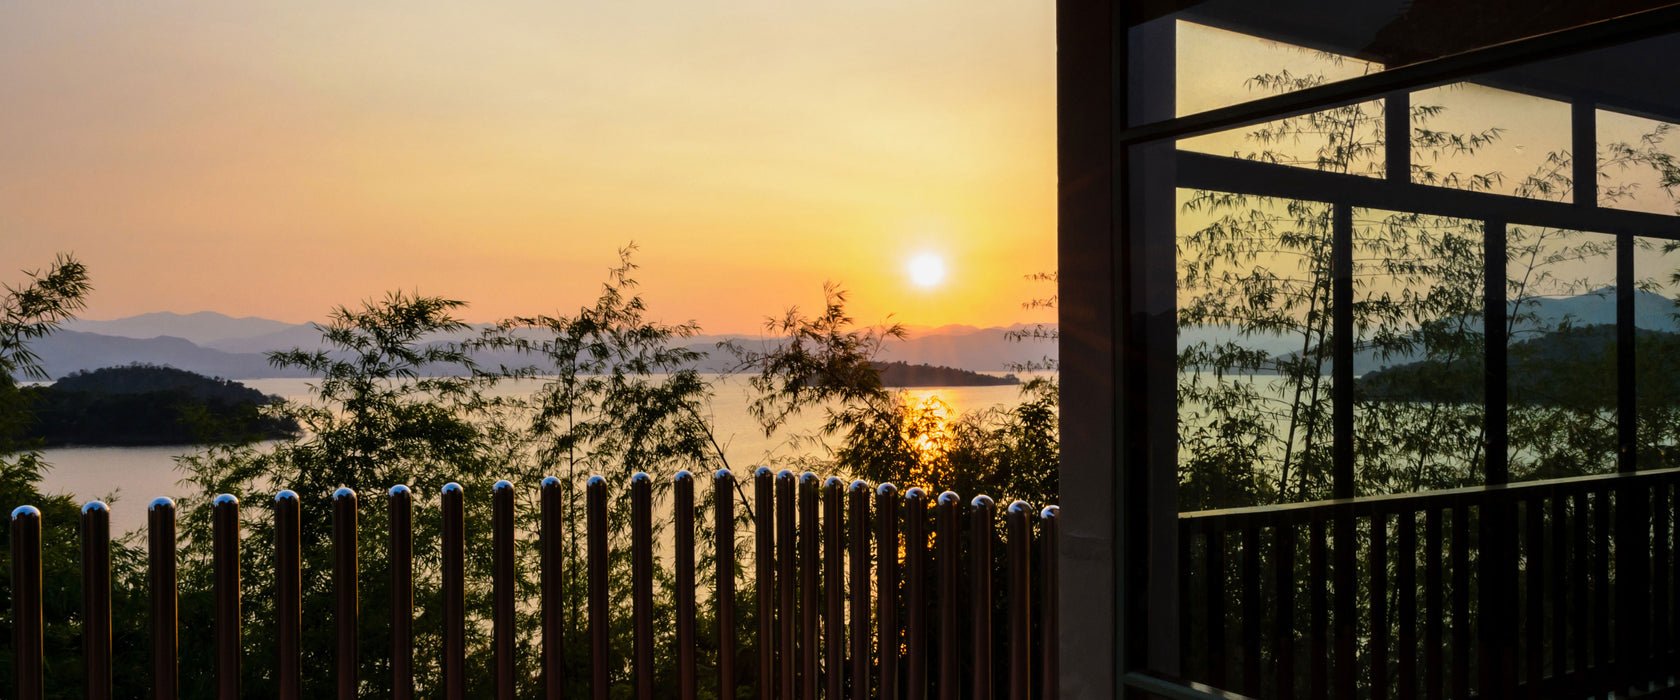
[{"left": 36, "top": 374, "right": 1045, "bottom": 532}]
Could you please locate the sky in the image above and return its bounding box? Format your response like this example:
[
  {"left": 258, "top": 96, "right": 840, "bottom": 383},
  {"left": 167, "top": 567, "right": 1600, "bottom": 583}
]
[{"left": 0, "top": 1, "right": 1058, "bottom": 334}]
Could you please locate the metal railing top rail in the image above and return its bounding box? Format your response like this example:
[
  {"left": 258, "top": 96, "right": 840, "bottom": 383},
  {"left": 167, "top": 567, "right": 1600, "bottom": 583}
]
[{"left": 1179, "top": 466, "right": 1680, "bottom": 531}]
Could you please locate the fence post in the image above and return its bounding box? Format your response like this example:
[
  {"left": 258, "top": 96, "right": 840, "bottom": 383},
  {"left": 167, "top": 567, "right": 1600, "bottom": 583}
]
[
  {"left": 905, "top": 488, "right": 929, "bottom": 700},
  {"left": 213, "top": 494, "right": 241, "bottom": 700},
  {"left": 777, "top": 469, "right": 797, "bottom": 700},
  {"left": 541, "top": 476, "right": 565, "bottom": 700},
  {"left": 878, "top": 484, "right": 901, "bottom": 700},
  {"left": 494, "top": 480, "right": 517, "bottom": 700},
  {"left": 675, "top": 470, "right": 698, "bottom": 700},
  {"left": 631, "top": 472, "right": 655, "bottom": 700},
  {"left": 333, "top": 487, "right": 358, "bottom": 700},
  {"left": 12, "top": 505, "right": 43, "bottom": 700},
  {"left": 800, "top": 472, "right": 821, "bottom": 700},
  {"left": 825, "top": 477, "right": 845, "bottom": 700},
  {"left": 1006, "top": 501, "right": 1032, "bottom": 700},
  {"left": 1040, "top": 506, "right": 1060, "bottom": 700},
  {"left": 849, "top": 480, "right": 871, "bottom": 700},
  {"left": 716, "top": 469, "right": 738, "bottom": 700},
  {"left": 936, "top": 491, "right": 960, "bottom": 700},
  {"left": 82, "top": 501, "right": 112, "bottom": 700},
  {"left": 389, "top": 485, "right": 414, "bottom": 700},
  {"left": 970, "top": 495, "right": 994, "bottom": 700},
  {"left": 587, "top": 476, "right": 609, "bottom": 700},
  {"left": 149, "top": 497, "right": 178, "bottom": 700},
  {"left": 442, "top": 482, "right": 465, "bottom": 700},
  {"left": 275, "top": 490, "right": 301, "bottom": 698}
]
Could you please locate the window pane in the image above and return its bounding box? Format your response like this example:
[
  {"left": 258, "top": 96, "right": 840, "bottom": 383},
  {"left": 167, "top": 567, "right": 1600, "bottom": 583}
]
[
  {"left": 1635, "top": 237, "right": 1680, "bottom": 468},
  {"left": 1352, "top": 210, "right": 1485, "bottom": 494}
]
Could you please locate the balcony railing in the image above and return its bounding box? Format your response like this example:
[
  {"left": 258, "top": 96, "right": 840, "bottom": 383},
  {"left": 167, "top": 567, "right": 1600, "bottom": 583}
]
[
  {"left": 7, "top": 467, "right": 1059, "bottom": 699},
  {"left": 1178, "top": 467, "right": 1680, "bottom": 699}
]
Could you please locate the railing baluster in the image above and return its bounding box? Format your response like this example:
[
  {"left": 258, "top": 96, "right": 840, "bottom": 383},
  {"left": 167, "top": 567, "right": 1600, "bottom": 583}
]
[
  {"left": 878, "top": 484, "right": 901, "bottom": 700},
  {"left": 1571, "top": 491, "right": 1589, "bottom": 696},
  {"left": 1242, "top": 524, "right": 1261, "bottom": 698},
  {"left": 801, "top": 472, "right": 820, "bottom": 700},
  {"left": 825, "top": 477, "right": 845, "bottom": 700},
  {"left": 333, "top": 488, "right": 359, "bottom": 700},
  {"left": 82, "top": 501, "right": 112, "bottom": 700},
  {"left": 540, "top": 476, "right": 564, "bottom": 700},
  {"left": 778, "top": 470, "right": 797, "bottom": 700},
  {"left": 1006, "top": 501, "right": 1031, "bottom": 700},
  {"left": 276, "top": 491, "right": 301, "bottom": 699},
  {"left": 906, "top": 488, "right": 929, "bottom": 700},
  {"left": 936, "top": 491, "right": 960, "bottom": 700},
  {"left": 1334, "top": 507, "right": 1356, "bottom": 699},
  {"left": 588, "top": 476, "right": 609, "bottom": 700},
  {"left": 717, "top": 469, "right": 738, "bottom": 700},
  {"left": 849, "top": 480, "right": 870, "bottom": 700},
  {"left": 1275, "top": 521, "right": 1296, "bottom": 700},
  {"left": 1450, "top": 502, "right": 1469, "bottom": 700},
  {"left": 1424, "top": 507, "right": 1442, "bottom": 700},
  {"left": 1040, "top": 506, "right": 1060, "bottom": 700},
  {"left": 675, "top": 471, "right": 698, "bottom": 700},
  {"left": 970, "top": 496, "right": 995, "bottom": 700},
  {"left": 213, "top": 494, "right": 241, "bottom": 700},
  {"left": 1209, "top": 527, "right": 1228, "bottom": 690},
  {"left": 1525, "top": 496, "right": 1544, "bottom": 698},
  {"left": 443, "top": 482, "right": 466, "bottom": 700},
  {"left": 632, "top": 472, "right": 655, "bottom": 700},
  {"left": 1549, "top": 490, "right": 1566, "bottom": 691},
  {"left": 494, "top": 480, "right": 516, "bottom": 700},
  {"left": 150, "top": 497, "right": 178, "bottom": 700},
  {"left": 13, "top": 505, "right": 43, "bottom": 700},
  {"left": 1593, "top": 489, "right": 1610, "bottom": 695},
  {"left": 1396, "top": 511, "right": 1416, "bottom": 700},
  {"left": 754, "top": 468, "right": 776, "bottom": 700},
  {"left": 390, "top": 485, "right": 414, "bottom": 700},
  {"left": 1370, "top": 513, "right": 1387, "bottom": 700},
  {"left": 1309, "top": 519, "right": 1327, "bottom": 700},
  {"left": 1657, "top": 483, "right": 1673, "bottom": 681}
]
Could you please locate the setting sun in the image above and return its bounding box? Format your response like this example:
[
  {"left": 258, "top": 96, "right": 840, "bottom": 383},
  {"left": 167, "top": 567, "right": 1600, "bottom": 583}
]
[{"left": 908, "top": 253, "right": 947, "bottom": 288}]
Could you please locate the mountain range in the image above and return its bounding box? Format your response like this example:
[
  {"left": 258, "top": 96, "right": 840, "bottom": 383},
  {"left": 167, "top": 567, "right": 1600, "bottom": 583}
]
[{"left": 38, "top": 312, "right": 1058, "bottom": 380}]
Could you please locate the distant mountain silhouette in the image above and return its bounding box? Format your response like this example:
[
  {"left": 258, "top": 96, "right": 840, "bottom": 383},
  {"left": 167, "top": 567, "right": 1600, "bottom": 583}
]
[
  {"left": 33, "top": 312, "right": 1061, "bottom": 378},
  {"left": 65, "top": 311, "right": 305, "bottom": 347}
]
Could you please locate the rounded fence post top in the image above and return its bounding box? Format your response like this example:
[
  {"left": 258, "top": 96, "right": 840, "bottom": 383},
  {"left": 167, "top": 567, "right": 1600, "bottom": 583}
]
[
  {"left": 541, "top": 476, "right": 562, "bottom": 488},
  {"left": 937, "top": 491, "right": 960, "bottom": 507},
  {"left": 213, "top": 493, "right": 239, "bottom": 507},
  {"left": 799, "top": 471, "right": 819, "bottom": 486},
  {"left": 824, "top": 476, "right": 844, "bottom": 489},
  {"left": 1007, "top": 500, "right": 1032, "bottom": 516},
  {"left": 877, "top": 483, "right": 898, "bottom": 497},
  {"left": 148, "top": 497, "right": 176, "bottom": 512},
  {"left": 81, "top": 500, "right": 110, "bottom": 515},
  {"left": 715, "top": 468, "right": 733, "bottom": 481},
  {"left": 332, "top": 487, "right": 356, "bottom": 501},
  {"left": 11, "top": 504, "right": 40, "bottom": 520},
  {"left": 630, "top": 472, "right": 652, "bottom": 485},
  {"left": 673, "top": 470, "right": 693, "bottom": 484},
  {"left": 1041, "top": 505, "right": 1060, "bottom": 520},
  {"left": 493, "top": 479, "right": 514, "bottom": 492},
  {"left": 849, "top": 479, "right": 868, "bottom": 493},
  {"left": 442, "top": 482, "right": 464, "bottom": 495},
  {"left": 775, "top": 469, "right": 795, "bottom": 482},
  {"left": 274, "top": 489, "right": 299, "bottom": 503},
  {"left": 904, "top": 486, "right": 926, "bottom": 500},
  {"left": 586, "top": 475, "right": 607, "bottom": 488},
  {"left": 971, "top": 494, "right": 995, "bottom": 509},
  {"left": 388, "top": 484, "right": 411, "bottom": 497},
  {"left": 754, "top": 466, "right": 774, "bottom": 478}
]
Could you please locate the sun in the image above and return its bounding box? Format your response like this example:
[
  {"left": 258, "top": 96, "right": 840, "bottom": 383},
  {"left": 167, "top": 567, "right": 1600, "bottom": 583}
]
[{"left": 908, "top": 253, "right": 946, "bottom": 288}]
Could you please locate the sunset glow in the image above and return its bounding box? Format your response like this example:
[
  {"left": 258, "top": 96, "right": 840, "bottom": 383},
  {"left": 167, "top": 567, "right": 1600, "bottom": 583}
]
[
  {"left": 908, "top": 254, "right": 947, "bottom": 288},
  {"left": 0, "top": 2, "right": 1056, "bottom": 333}
]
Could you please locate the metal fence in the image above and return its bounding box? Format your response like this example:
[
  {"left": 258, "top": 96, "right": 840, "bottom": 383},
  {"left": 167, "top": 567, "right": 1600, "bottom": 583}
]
[{"left": 8, "top": 467, "right": 1059, "bottom": 699}]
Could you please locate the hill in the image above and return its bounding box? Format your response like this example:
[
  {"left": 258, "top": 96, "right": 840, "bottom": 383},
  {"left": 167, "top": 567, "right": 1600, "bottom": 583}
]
[
  {"left": 21, "top": 365, "right": 300, "bottom": 446},
  {"left": 873, "top": 362, "right": 1019, "bottom": 387}
]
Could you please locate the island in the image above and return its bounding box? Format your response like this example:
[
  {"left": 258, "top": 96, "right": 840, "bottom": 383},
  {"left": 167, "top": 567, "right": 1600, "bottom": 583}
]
[
  {"left": 873, "top": 361, "right": 1020, "bottom": 387},
  {"left": 22, "top": 364, "right": 301, "bottom": 446}
]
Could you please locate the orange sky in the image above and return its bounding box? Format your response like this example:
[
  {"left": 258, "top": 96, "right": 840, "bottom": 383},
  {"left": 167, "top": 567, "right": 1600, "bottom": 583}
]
[{"left": 1, "top": 1, "right": 1057, "bottom": 334}]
